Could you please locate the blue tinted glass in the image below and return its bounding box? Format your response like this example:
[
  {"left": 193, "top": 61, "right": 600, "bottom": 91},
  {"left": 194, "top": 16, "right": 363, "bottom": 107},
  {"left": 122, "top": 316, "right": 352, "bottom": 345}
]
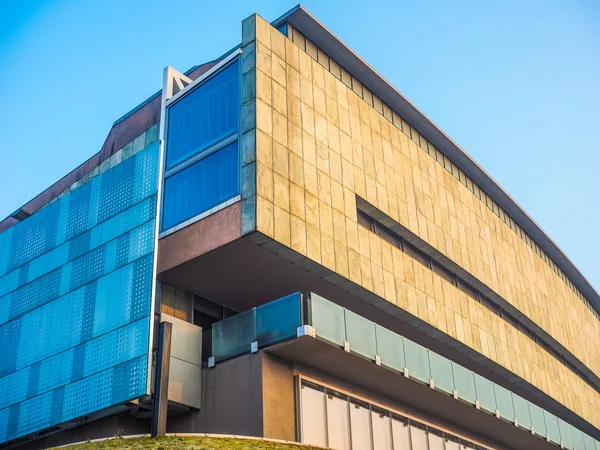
[
  {"left": 212, "top": 309, "right": 256, "bottom": 362},
  {"left": 256, "top": 293, "right": 301, "bottom": 346},
  {"left": 162, "top": 141, "right": 239, "bottom": 231},
  {"left": 0, "top": 142, "right": 157, "bottom": 445},
  {"left": 166, "top": 60, "right": 239, "bottom": 169}
]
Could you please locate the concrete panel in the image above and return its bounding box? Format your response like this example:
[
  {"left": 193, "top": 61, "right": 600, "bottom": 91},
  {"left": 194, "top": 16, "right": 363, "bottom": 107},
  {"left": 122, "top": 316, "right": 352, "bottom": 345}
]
[{"left": 157, "top": 202, "right": 242, "bottom": 274}]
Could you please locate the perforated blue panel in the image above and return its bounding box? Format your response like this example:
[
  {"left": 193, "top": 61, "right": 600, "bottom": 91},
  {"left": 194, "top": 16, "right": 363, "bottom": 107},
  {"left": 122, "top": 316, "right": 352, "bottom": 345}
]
[{"left": 0, "top": 142, "right": 159, "bottom": 444}]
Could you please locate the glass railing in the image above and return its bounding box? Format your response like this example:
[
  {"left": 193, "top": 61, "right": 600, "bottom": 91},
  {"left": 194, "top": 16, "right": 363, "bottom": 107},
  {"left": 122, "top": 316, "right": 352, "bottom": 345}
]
[
  {"left": 212, "top": 292, "right": 301, "bottom": 362},
  {"left": 211, "top": 291, "right": 600, "bottom": 449},
  {"left": 305, "top": 292, "right": 600, "bottom": 450}
]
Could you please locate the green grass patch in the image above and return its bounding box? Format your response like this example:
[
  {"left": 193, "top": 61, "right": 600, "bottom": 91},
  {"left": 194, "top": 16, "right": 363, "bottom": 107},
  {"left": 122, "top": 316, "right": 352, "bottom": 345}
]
[{"left": 54, "top": 436, "right": 321, "bottom": 449}]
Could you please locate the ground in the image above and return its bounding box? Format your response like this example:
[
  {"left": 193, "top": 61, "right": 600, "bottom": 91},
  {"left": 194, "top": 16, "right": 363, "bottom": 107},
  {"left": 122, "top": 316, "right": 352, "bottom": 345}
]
[{"left": 54, "top": 436, "right": 322, "bottom": 449}]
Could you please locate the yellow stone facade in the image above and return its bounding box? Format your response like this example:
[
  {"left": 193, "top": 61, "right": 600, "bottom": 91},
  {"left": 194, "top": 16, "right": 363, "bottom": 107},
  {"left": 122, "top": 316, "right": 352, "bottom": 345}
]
[{"left": 247, "top": 15, "right": 600, "bottom": 429}]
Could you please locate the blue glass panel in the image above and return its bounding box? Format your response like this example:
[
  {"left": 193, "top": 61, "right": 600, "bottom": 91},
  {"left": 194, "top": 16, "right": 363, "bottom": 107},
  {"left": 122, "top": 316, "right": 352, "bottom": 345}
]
[
  {"left": 403, "top": 339, "right": 430, "bottom": 383},
  {"left": 375, "top": 324, "right": 404, "bottom": 372},
  {"left": 212, "top": 309, "right": 256, "bottom": 362},
  {"left": 162, "top": 141, "right": 239, "bottom": 231},
  {"left": 310, "top": 293, "right": 345, "bottom": 346},
  {"left": 0, "top": 140, "right": 158, "bottom": 445},
  {"left": 451, "top": 363, "right": 476, "bottom": 404},
  {"left": 166, "top": 60, "right": 239, "bottom": 169},
  {"left": 256, "top": 293, "right": 301, "bottom": 346},
  {"left": 344, "top": 309, "right": 377, "bottom": 359}
]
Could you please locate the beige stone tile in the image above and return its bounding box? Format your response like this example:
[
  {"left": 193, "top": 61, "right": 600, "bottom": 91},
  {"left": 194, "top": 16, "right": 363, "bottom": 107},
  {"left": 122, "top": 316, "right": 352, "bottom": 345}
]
[
  {"left": 270, "top": 26, "right": 286, "bottom": 60},
  {"left": 256, "top": 41, "right": 272, "bottom": 77},
  {"left": 271, "top": 53, "right": 287, "bottom": 88},
  {"left": 315, "top": 113, "right": 328, "bottom": 145},
  {"left": 285, "top": 39, "right": 299, "bottom": 70},
  {"left": 331, "top": 179, "right": 344, "bottom": 214},
  {"left": 256, "top": 129, "right": 273, "bottom": 169},
  {"left": 288, "top": 121, "right": 302, "bottom": 157},
  {"left": 289, "top": 152, "right": 305, "bottom": 188},
  {"left": 301, "top": 102, "right": 315, "bottom": 136},
  {"left": 287, "top": 92, "right": 301, "bottom": 127},
  {"left": 313, "top": 86, "right": 327, "bottom": 117},
  {"left": 273, "top": 140, "right": 289, "bottom": 178},
  {"left": 304, "top": 161, "right": 318, "bottom": 196},
  {"left": 255, "top": 15, "right": 271, "bottom": 47},
  {"left": 348, "top": 247, "right": 362, "bottom": 284},
  {"left": 273, "top": 172, "right": 290, "bottom": 212},
  {"left": 290, "top": 182, "right": 305, "bottom": 220},
  {"left": 332, "top": 209, "right": 346, "bottom": 244},
  {"left": 256, "top": 69, "right": 272, "bottom": 105},
  {"left": 321, "top": 233, "right": 335, "bottom": 271},
  {"left": 274, "top": 205, "right": 291, "bottom": 247},
  {"left": 272, "top": 80, "right": 287, "bottom": 116},
  {"left": 291, "top": 215, "right": 307, "bottom": 256},
  {"left": 257, "top": 195, "right": 274, "bottom": 237},
  {"left": 317, "top": 170, "right": 331, "bottom": 205},
  {"left": 306, "top": 224, "right": 321, "bottom": 263},
  {"left": 303, "top": 130, "right": 316, "bottom": 166},
  {"left": 300, "top": 75, "right": 314, "bottom": 106},
  {"left": 272, "top": 110, "right": 288, "bottom": 147},
  {"left": 335, "top": 239, "right": 349, "bottom": 278},
  {"left": 256, "top": 99, "right": 272, "bottom": 134},
  {"left": 256, "top": 161, "right": 273, "bottom": 201}
]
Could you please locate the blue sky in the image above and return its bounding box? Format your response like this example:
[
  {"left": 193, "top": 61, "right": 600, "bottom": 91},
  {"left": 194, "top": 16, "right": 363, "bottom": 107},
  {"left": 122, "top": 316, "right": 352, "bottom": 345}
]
[{"left": 0, "top": 0, "right": 598, "bottom": 290}]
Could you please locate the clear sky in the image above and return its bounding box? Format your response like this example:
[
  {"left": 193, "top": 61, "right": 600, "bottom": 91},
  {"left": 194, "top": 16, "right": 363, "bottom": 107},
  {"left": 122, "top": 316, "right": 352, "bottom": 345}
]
[{"left": 0, "top": 0, "right": 598, "bottom": 290}]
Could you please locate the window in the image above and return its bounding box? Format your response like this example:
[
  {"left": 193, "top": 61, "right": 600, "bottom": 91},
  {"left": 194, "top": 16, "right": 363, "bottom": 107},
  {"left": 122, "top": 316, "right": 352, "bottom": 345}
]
[
  {"left": 374, "top": 222, "right": 400, "bottom": 247},
  {"left": 166, "top": 60, "right": 239, "bottom": 169},
  {"left": 404, "top": 240, "right": 430, "bottom": 268},
  {"left": 162, "top": 60, "right": 240, "bottom": 232},
  {"left": 457, "top": 278, "right": 479, "bottom": 300},
  {"left": 357, "top": 209, "right": 374, "bottom": 231},
  {"left": 162, "top": 141, "right": 239, "bottom": 230},
  {"left": 431, "top": 259, "right": 456, "bottom": 285}
]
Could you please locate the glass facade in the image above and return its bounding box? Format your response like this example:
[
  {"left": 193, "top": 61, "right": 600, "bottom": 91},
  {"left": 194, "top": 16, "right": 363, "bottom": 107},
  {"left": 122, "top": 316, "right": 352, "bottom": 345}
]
[
  {"left": 162, "top": 59, "right": 240, "bottom": 232},
  {"left": 0, "top": 142, "right": 159, "bottom": 444}
]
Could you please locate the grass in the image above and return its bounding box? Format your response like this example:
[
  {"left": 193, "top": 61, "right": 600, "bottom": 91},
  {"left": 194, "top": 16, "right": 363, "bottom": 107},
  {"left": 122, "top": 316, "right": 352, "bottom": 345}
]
[{"left": 54, "top": 436, "right": 323, "bottom": 449}]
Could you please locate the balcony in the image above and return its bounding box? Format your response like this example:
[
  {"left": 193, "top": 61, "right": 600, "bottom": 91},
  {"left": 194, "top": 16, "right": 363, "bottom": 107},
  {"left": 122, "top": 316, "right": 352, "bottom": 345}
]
[{"left": 209, "top": 292, "right": 600, "bottom": 450}]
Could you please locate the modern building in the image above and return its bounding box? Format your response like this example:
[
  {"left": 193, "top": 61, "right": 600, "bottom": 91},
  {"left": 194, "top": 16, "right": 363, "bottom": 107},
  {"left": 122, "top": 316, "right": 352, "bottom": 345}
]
[{"left": 0, "top": 5, "right": 599, "bottom": 450}]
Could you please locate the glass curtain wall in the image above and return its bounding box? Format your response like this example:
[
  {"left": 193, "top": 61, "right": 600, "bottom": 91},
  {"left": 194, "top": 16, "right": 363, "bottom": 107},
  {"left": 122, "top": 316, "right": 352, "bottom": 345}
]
[{"left": 161, "top": 59, "right": 240, "bottom": 232}]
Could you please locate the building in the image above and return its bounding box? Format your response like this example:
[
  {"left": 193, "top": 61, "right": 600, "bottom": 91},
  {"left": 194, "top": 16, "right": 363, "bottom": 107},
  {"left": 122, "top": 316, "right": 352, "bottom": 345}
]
[{"left": 0, "top": 5, "right": 599, "bottom": 449}]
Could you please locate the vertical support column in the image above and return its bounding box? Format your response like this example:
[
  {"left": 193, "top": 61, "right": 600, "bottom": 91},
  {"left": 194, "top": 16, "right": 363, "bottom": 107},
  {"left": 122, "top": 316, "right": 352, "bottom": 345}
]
[
  {"left": 151, "top": 321, "right": 172, "bottom": 438},
  {"left": 240, "top": 14, "right": 258, "bottom": 236}
]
